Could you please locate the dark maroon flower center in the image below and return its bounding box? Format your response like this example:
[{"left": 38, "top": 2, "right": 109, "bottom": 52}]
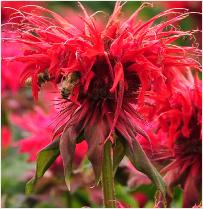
[
  {"left": 63, "top": 56, "right": 141, "bottom": 106},
  {"left": 175, "top": 113, "right": 202, "bottom": 158},
  {"left": 89, "top": 59, "right": 140, "bottom": 101},
  {"left": 88, "top": 56, "right": 113, "bottom": 101}
]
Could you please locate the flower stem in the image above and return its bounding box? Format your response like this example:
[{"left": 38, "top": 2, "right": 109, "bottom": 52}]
[{"left": 102, "top": 140, "right": 116, "bottom": 208}]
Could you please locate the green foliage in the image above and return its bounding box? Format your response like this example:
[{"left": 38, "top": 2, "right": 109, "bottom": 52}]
[
  {"left": 171, "top": 187, "right": 183, "bottom": 208},
  {"left": 1, "top": 149, "right": 34, "bottom": 207},
  {"left": 132, "top": 184, "right": 156, "bottom": 199},
  {"left": 2, "top": 151, "right": 34, "bottom": 194},
  {"left": 116, "top": 184, "right": 139, "bottom": 207},
  {"left": 125, "top": 140, "right": 167, "bottom": 201},
  {"left": 114, "top": 134, "right": 167, "bottom": 202},
  {"left": 113, "top": 138, "right": 125, "bottom": 176},
  {"left": 47, "top": 1, "right": 115, "bottom": 13},
  {"left": 26, "top": 139, "right": 60, "bottom": 194}
]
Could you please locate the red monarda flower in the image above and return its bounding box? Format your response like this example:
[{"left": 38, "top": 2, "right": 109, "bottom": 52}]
[
  {"left": 160, "top": 75, "right": 202, "bottom": 207},
  {"left": 2, "top": 2, "right": 201, "bottom": 194},
  {"left": 138, "top": 72, "right": 202, "bottom": 207}
]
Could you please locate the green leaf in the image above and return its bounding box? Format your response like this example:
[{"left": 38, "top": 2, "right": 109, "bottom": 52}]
[
  {"left": 113, "top": 137, "right": 125, "bottom": 176},
  {"left": 25, "top": 138, "right": 60, "bottom": 194},
  {"left": 115, "top": 184, "right": 138, "bottom": 208},
  {"left": 125, "top": 139, "right": 167, "bottom": 201},
  {"left": 2, "top": 152, "right": 34, "bottom": 195}
]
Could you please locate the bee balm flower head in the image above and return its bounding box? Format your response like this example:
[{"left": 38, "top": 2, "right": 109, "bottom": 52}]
[
  {"left": 160, "top": 75, "right": 202, "bottom": 207},
  {"left": 2, "top": 2, "right": 201, "bottom": 192},
  {"left": 138, "top": 72, "right": 202, "bottom": 207}
]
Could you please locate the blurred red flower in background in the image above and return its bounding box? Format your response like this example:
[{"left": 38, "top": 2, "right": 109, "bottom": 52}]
[
  {"left": 11, "top": 107, "right": 55, "bottom": 161},
  {"left": 1, "top": 1, "right": 46, "bottom": 22},
  {"left": 133, "top": 192, "right": 148, "bottom": 208},
  {"left": 1, "top": 1, "right": 46, "bottom": 94},
  {"left": 11, "top": 106, "right": 87, "bottom": 164},
  {"left": 159, "top": 1, "right": 201, "bottom": 13},
  {"left": 137, "top": 72, "right": 202, "bottom": 207},
  {"left": 1, "top": 32, "right": 25, "bottom": 93},
  {"left": 2, "top": 126, "right": 12, "bottom": 149},
  {"left": 160, "top": 76, "right": 202, "bottom": 208}
]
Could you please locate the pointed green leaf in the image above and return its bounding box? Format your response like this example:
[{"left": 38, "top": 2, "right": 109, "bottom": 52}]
[
  {"left": 25, "top": 138, "right": 60, "bottom": 194},
  {"left": 125, "top": 139, "right": 167, "bottom": 199},
  {"left": 113, "top": 137, "right": 125, "bottom": 176}
]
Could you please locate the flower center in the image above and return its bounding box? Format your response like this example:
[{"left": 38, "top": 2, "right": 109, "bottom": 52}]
[
  {"left": 174, "top": 113, "right": 202, "bottom": 157},
  {"left": 88, "top": 57, "right": 112, "bottom": 101},
  {"left": 59, "top": 55, "right": 141, "bottom": 107}
]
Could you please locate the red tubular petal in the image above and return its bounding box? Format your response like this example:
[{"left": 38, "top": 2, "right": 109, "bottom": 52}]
[
  {"left": 121, "top": 2, "right": 152, "bottom": 30},
  {"left": 107, "top": 80, "right": 124, "bottom": 142},
  {"left": 110, "top": 62, "right": 124, "bottom": 93},
  {"left": 110, "top": 31, "right": 127, "bottom": 58},
  {"left": 105, "top": 1, "right": 122, "bottom": 29},
  {"left": 183, "top": 168, "right": 201, "bottom": 207},
  {"left": 21, "top": 5, "right": 75, "bottom": 29},
  {"left": 31, "top": 73, "right": 39, "bottom": 102},
  {"left": 19, "top": 63, "right": 35, "bottom": 85},
  {"left": 84, "top": 71, "right": 95, "bottom": 93},
  {"left": 69, "top": 85, "right": 80, "bottom": 105}
]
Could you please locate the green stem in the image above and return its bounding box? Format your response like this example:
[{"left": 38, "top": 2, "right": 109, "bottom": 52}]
[
  {"left": 66, "top": 191, "right": 72, "bottom": 208},
  {"left": 102, "top": 140, "right": 116, "bottom": 208}
]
